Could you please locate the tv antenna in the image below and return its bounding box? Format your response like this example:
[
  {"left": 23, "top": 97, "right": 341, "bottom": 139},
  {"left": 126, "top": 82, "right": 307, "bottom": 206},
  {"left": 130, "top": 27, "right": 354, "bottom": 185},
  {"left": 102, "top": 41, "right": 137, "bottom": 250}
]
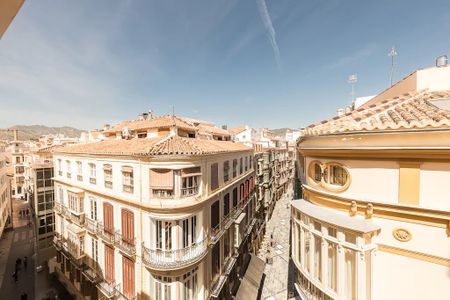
[
  {"left": 388, "top": 46, "right": 398, "bottom": 87},
  {"left": 348, "top": 74, "right": 358, "bottom": 104}
]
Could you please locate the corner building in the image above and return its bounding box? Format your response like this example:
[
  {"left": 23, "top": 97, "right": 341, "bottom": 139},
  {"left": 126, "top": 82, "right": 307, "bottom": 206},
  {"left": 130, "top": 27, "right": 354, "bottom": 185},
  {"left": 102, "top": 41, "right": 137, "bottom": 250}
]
[
  {"left": 291, "top": 65, "right": 450, "bottom": 300},
  {"left": 52, "top": 135, "right": 258, "bottom": 300}
]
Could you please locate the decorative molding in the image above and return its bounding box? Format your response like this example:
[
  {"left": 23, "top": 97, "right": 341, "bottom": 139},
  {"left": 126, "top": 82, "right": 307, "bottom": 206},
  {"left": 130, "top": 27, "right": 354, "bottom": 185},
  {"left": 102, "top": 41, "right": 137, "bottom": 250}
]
[
  {"left": 392, "top": 228, "right": 412, "bottom": 242},
  {"left": 302, "top": 184, "right": 450, "bottom": 230},
  {"left": 378, "top": 244, "right": 450, "bottom": 267}
]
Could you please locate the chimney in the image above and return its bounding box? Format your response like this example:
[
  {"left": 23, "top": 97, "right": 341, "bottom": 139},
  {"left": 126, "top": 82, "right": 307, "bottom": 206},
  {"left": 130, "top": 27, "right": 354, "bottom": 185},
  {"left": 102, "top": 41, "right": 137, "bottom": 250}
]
[
  {"left": 337, "top": 108, "right": 345, "bottom": 116},
  {"left": 103, "top": 124, "right": 111, "bottom": 131},
  {"left": 142, "top": 112, "right": 149, "bottom": 120},
  {"left": 148, "top": 109, "right": 154, "bottom": 119},
  {"left": 13, "top": 129, "right": 18, "bottom": 141},
  {"left": 436, "top": 55, "right": 448, "bottom": 67}
]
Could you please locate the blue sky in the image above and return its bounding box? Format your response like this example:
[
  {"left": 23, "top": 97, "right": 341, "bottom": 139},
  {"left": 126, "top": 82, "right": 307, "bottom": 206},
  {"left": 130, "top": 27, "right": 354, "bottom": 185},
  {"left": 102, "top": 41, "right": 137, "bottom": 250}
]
[{"left": 1, "top": 0, "right": 450, "bottom": 130}]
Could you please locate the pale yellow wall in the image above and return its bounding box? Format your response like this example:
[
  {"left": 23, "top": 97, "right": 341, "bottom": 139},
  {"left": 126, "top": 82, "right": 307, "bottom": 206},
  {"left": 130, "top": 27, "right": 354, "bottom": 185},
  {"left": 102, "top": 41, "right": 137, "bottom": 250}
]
[
  {"left": 398, "top": 163, "right": 420, "bottom": 205},
  {"left": 420, "top": 162, "right": 450, "bottom": 210},
  {"left": 305, "top": 157, "right": 399, "bottom": 204},
  {"left": 374, "top": 251, "right": 450, "bottom": 300}
]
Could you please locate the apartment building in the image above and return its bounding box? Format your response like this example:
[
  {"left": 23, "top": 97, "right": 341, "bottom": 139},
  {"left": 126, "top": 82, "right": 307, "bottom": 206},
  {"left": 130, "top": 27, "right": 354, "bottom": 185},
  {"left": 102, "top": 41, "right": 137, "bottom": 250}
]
[
  {"left": 52, "top": 135, "right": 263, "bottom": 300},
  {"left": 10, "top": 139, "right": 27, "bottom": 199},
  {"left": 291, "top": 64, "right": 450, "bottom": 300},
  {"left": 0, "top": 143, "right": 13, "bottom": 237}
]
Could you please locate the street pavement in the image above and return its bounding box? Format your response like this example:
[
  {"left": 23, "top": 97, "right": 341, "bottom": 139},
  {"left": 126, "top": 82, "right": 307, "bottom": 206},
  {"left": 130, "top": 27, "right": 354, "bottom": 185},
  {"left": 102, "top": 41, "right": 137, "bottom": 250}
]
[
  {"left": 0, "top": 198, "right": 35, "bottom": 300},
  {"left": 261, "top": 190, "right": 296, "bottom": 300}
]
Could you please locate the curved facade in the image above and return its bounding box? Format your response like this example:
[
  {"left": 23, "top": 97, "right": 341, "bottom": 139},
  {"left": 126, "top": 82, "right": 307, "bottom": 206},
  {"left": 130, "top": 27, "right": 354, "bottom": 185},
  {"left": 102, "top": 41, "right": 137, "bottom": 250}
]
[
  {"left": 52, "top": 137, "right": 260, "bottom": 300},
  {"left": 292, "top": 66, "right": 450, "bottom": 300}
]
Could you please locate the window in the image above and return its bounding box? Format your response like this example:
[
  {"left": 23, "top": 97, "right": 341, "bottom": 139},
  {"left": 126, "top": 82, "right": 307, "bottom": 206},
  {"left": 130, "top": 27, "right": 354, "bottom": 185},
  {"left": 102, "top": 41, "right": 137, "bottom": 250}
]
[
  {"left": 223, "top": 193, "right": 230, "bottom": 217},
  {"left": 210, "top": 163, "right": 219, "bottom": 191},
  {"left": 232, "top": 188, "right": 238, "bottom": 208},
  {"left": 210, "top": 200, "right": 220, "bottom": 232},
  {"left": 121, "top": 209, "right": 135, "bottom": 245},
  {"left": 104, "top": 164, "right": 113, "bottom": 188},
  {"left": 155, "top": 276, "right": 172, "bottom": 300},
  {"left": 211, "top": 243, "right": 221, "bottom": 282},
  {"left": 239, "top": 158, "right": 243, "bottom": 174},
  {"left": 150, "top": 169, "right": 174, "bottom": 198},
  {"left": 89, "top": 163, "right": 96, "bottom": 184},
  {"left": 76, "top": 161, "right": 82, "bottom": 181},
  {"left": 122, "top": 167, "right": 134, "bottom": 193},
  {"left": 105, "top": 245, "right": 115, "bottom": 283},
  {"left": 67, "top": 192, "right": 81, "bottom": 213},
  {"left": 37, "top": 190, "right": 54, "bottom": 212},
  {"left": 345, "top": 249, "right": 356, "bottom": 300},
  {"left": 314, "top": 235, "right": 322, "bottom": 282},
  {"left": 313, "top": 162, "right": 322, "bottom": 182},
  {"left": 181, "top": 167, "right": 200, "bottom": 197},
  {"left": 122, "top": 256, "right": 135, "bottom": 299},
  {"left": 92, "top": 239, "right": 98, "bottom": 263},
  {"left": 305, "top": 232, "right": 311, "bottom": 273},
  {"left": 57, "top": 159, "right": 62, "bottom": 175},
  {"left": 232, "top": 159, "right": 237, "bottom": 178},
  {"left": 223, "top": 161, "right": 230, "bottom": 182},
  {"left": 66, "top": 160, "right": 71, "bottom": 178},
  {"left": 182, "top": 216, "right": 197, "bottom": 248},
  {"left": 36, "top": 168, "right": 53, "bottom": 188},
  {"left": 156, "top": 220, "right": 172, "bottom": 251},
  {"left": 328, "top": 242, "right": 337, "bottom": 292},
  {"left": 245, "top": 156, "right": 248, "bottom": 171},
  {"left": 90, "top": 197, "right": 97, "bottom": 220},
  {"left": 183, "top": 268, "right": 198, "bottom": 300},
  {"left": 330, "top": 164, "right": 348, "bottom": 186}
]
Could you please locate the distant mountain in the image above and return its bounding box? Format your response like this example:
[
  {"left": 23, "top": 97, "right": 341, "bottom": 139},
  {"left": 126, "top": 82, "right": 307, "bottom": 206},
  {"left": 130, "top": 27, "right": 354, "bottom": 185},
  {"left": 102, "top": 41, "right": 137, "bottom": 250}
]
[{"left": 0, "top": 125, "right": 83, "bottom": 141}]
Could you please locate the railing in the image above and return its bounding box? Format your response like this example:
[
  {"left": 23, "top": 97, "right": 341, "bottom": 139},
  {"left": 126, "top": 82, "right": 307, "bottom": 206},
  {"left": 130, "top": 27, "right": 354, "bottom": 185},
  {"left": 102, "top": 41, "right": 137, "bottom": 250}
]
[
  {"left": 104, "top": 181, "right": 113, "bottom": 189},
  {"left": 90, "top": 177, "right": 97, "bottom": 184},
  {"left": 82, "top": 256, "right": 101, "bottom": 283},
  {"left": 211, "top": 222, "right": 222, "bottom": 243},
  {"left": 54, "top": 234, "right": 84, "bottom": 268},
  {"left": 77, "top": 175, "right": 83, "bottom": 181},
  {"left": 97, "top": 281, "right": 120, "bottom": 299},
  {"left": 114, "top": 231, "right": 136, "bottom": 256},
  {"left": 86, "top": 217, "right": 98, "bottom": 234},
  {"left": 180, "top": 186, "right": 199, "bottom": 197},
  {"left": 70, "top": 212, "right": 85, "bottom": 226},
  {"left": 152, "top": 189, "right": 173, "bottom": 198},
  {"left": 142, "top": 238, "right": 208, "bottom": 269},
  {"left": 54, "top": 202, "right": 62, "bottom": 214},
  {"left": 62, "top": 205, "right": 71, "bottom": 219},
  {"left": 97, "top": 222, "right": 115, "bottom": 244}
]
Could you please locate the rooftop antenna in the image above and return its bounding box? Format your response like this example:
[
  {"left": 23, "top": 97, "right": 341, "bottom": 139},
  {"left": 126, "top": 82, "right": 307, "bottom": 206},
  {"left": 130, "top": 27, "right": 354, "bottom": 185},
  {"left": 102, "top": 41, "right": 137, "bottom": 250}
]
[
  {"left": 348, "top": 74, "right": 358, "bottom": 107},
  {"left": 388, "top": 46, "right": 398, "bottom": 87}
]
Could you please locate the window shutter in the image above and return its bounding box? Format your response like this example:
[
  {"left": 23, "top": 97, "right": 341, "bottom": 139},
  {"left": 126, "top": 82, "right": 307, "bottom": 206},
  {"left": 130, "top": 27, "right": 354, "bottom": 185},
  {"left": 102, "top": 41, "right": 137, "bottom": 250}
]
[
  {"left": 210, "top": 163, "right": 219, "bottom": 190},
  {"left": 104, "top": 203, "right": 113, "bottom": 233},
  {"left": 149, "top": 169, "right": 174, "bottom": 189}
]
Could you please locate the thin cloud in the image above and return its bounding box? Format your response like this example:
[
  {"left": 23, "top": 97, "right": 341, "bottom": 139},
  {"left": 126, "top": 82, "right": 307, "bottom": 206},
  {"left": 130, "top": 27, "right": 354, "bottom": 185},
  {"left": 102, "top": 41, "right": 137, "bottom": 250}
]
[
  {"left": 256, "top": 0, "right": 281, "bottom": 70},
  {"left": 327, "top": 44, "right": 377, "bottom": 69}
]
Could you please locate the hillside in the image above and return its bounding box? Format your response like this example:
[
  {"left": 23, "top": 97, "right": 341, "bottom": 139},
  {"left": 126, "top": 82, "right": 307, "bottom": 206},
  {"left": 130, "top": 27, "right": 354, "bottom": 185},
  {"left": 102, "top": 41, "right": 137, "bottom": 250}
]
[{"left": 0, "top": 125, "right": 83, "bottom": 141}]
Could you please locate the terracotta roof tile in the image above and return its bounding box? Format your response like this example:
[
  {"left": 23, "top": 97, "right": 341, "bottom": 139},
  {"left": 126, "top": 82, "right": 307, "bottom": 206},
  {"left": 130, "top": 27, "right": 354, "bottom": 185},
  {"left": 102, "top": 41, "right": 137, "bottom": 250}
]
[
  {"left": 303, "top": 90, "right": 450, "bottom": 136},
  {"left": 55, "top": 136, "right": 250, "bottom": 157},
  {"left": 104, "top": 115, "right": 196, "bottom": 134}
]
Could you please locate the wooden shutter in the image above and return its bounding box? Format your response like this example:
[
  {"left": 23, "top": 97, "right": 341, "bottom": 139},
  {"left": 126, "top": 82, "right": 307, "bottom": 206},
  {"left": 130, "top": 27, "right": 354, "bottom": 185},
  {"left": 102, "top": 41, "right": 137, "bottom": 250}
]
[
  {"left": 121, "top": 209, "right": 134, "bottom": 245},
  {"left": 149, "top": 169, "right": 174, "bottom": 189},
  {"left": 122, "top": 256, "right": 135, "bottom": 298},
  {"left": 210, "top": 163, "right": 219, "bottom": 190},
  {"left": 104, "top": 202, "right": 114, "bottom": 233},
  {"left": 105, "top": 245, "right": 114, "bottom": 283}
]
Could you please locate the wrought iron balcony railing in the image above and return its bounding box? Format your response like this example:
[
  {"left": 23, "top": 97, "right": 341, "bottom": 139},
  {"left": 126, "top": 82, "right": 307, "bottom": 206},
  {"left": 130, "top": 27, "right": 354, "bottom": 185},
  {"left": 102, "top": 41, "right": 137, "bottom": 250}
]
[
  {"left": 97, "top": 222, "right": 115, "bottom": 245},
  {"left": 114, "top": 231, "right": 136, "bottom": 257},
  {"left": 54, "top": 202, "right": 62, "bottom": 214},
  {"left": 97, "top": 280, "right": 120, "bottom": 299},
  {"left": 69, "top": 211, "right": 85, "bottom": 226},
  {"left": 86, "top": 217, "right": 98, "bottom": 234},
  {"left": 142, "top": 238, "right": 208, "bottom": 270},
  {"left": 82, "top": 256, "right": 101, "bottom": 283}
]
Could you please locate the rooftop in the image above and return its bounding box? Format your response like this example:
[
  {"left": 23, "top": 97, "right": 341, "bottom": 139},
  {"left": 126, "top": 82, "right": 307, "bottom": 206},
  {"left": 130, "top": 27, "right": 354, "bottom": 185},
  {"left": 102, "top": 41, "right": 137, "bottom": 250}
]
[
  {"left": 303, "top": 90, "right": 450, "bottom": 136},
  {"left": 104, "top": 115, "right": 196, "bottom": 134},
  {"left": 54, "top": 135, "right": 251, "bottom": 157}
]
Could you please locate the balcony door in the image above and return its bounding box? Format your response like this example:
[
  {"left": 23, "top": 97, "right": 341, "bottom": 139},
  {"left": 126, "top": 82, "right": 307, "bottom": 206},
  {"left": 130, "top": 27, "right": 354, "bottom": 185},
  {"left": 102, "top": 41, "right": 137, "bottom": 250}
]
[
  {"left": 122, "top": 256, "right": 135, "bottom": 298},
  {"left": 156, "top": 220, "right": 173, "bottom": 256},
  {"left": 121, "top": 209, "right": 134, "bottom": 245},
  {"left": 103, "top": 202, "right": 114, "bottom": 233},
  {"left": 105, "top": 245, "right": 115, "bottom": 283}
]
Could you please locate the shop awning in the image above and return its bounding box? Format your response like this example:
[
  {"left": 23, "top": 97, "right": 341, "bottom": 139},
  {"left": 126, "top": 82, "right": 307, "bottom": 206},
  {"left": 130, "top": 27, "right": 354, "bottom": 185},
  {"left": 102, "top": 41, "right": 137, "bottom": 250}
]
[{"left": 235, "top": 254, "right": 265, "bottom": 300}]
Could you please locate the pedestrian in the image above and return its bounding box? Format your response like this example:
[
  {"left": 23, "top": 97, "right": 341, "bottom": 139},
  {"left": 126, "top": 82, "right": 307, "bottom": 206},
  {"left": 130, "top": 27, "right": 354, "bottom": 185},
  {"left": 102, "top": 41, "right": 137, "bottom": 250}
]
[
  {"left": 24, "top": 256, "right": 27, "bottom": 268},
  {"left": 13, "top": 271, "right": 18, "bottom": 282},
  {"left": 26, "top": 208, "right": 29, "bottom": 216},
  {"left": 21, "top": 292, "right": 27, "bottom": 300}
]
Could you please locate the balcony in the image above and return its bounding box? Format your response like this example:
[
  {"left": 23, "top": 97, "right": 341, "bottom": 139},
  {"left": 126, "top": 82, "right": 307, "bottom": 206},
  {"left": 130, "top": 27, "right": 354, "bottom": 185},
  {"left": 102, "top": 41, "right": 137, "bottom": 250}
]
[
  {"left": 77, "top": 175, "right": 83, "bottom": 181},
  {"left": 97, "top": 222, "right": 115, "bottom": 245},
  {"left": 142, "top": 238, "right": 208, "bottom": 270},
  {"left": 54, "top": 202, "right": 62, "bottom": 214},
  {"left": 61, "top": 205, "right": 71, "bottom": 219},
  {"left": 180, "top": 186, "right": 199, "bottom": 198},
  {"left": 114, "top": 231, "right": 136, "bottom": 257},
  {"left": 69, "top": 211, "right": 85, "bottom": 226},
  {"left": 82, "top": 256, "right": 101, "bottom": 283},
  {"left": 152, "top": 189, "right": 173, "bottom": 199},
  {"left": 67, "top": 172, "right": 72, "bottom": 179},
  {"left": 90, "top": 177, "right": 97, "bottom": 184},
  {"left": 86, "top": 217, "right": 98, "bottom": 234},
  {"left": 98, "top": 280, "right": 119, "bottom": 299}
]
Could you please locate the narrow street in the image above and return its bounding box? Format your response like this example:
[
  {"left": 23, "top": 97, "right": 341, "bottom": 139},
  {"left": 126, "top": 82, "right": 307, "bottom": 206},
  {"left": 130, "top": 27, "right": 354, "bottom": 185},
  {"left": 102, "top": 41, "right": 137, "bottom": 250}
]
[
  {"left": 0, "top": 198, "right": 35, "bottom": 300},
  {"left": 261, "top": 188, "right": 295, "bottom": 300}
]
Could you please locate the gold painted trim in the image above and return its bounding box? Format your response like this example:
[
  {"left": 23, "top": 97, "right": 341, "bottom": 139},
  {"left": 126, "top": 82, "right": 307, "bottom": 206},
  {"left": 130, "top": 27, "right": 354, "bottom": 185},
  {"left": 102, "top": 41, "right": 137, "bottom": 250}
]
[
  {"left": 392, "top": 228, "right": 412, "bottom": 242},
  {"left": 306, "top": 160, "right": 351, "bottom": 193},
  {"left": 378, "top": 244, "right": 450, "bottom": 267},
  {"left": 302, "top": 184, "right": 450, "bottom": 230}
]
